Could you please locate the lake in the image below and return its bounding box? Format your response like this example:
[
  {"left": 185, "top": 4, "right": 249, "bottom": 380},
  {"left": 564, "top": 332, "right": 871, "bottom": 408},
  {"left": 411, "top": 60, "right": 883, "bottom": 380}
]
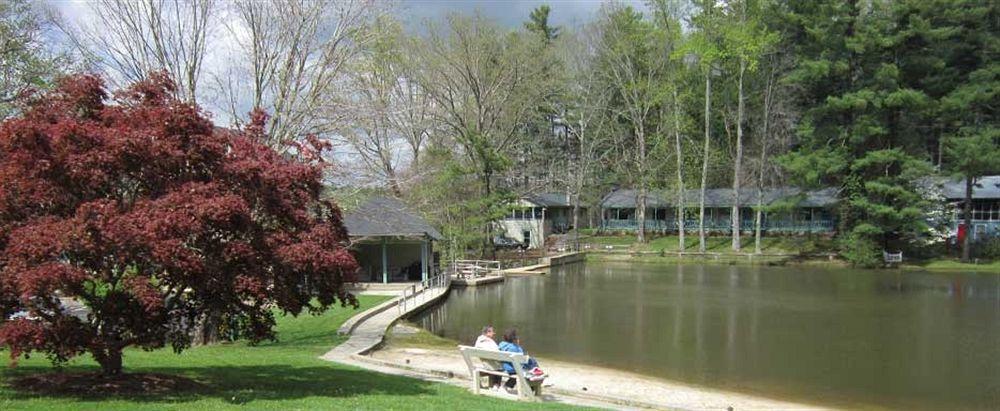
[{"left": 412, "top": 261, "right": 1000, "bottom": 410}]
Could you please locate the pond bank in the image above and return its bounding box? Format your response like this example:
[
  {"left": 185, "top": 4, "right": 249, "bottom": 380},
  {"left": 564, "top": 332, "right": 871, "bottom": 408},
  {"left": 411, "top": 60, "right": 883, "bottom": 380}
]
[
  {"left": 585, "top": 250, "right": 1000, "bottom": 272},
  {"left": 369, "top": 344, "right": 833, "bottom": 411}
]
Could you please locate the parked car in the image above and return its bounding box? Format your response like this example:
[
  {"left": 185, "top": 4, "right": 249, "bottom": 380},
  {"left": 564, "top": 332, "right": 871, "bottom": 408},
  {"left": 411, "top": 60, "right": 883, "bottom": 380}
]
[{"left": 493, "top": 235, "right": 526, "bottom": 250}]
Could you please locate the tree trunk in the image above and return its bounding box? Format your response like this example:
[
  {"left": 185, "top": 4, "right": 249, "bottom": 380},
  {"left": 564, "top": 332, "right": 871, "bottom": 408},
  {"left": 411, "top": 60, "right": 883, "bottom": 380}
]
[
  {"left": 195, "top": 309, "right": 222, "bottom": 345},
  {"left": 754, "top": 68, "right": 774, "bottom": 255},
  {"left": 732, "top": 62, "right": 746, "bottom": 251},
  {"left": 961, "top": 176, "right": 973, "bottom": 262},
  {"left": 95, "top": 347, "right": 124, "bottom": 377},
  {"left": 637, "top": 126, "right": 647, "bottom": 244},
  {"left": 572, "top": 195, "right": 580, "bottom": 251},
  {"left": 484, "top": 169, "right": 495, "bottom": 259},
  {"left": 637, "top": 188, "right": 647, "bottom": 243},
  {"left": 699, "top": 72, "right": 711, "bottom": 253},
  {"left": 673, "top": 90, "right": 685, "bottom": 253},
  {"left": 388, "top": 174, "right": 403, "bottom": 197}
]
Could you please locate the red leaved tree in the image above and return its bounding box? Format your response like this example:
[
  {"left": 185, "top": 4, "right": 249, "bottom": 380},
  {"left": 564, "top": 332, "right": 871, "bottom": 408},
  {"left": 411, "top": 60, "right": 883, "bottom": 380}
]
[{"left": 0, "top": 72, "right": 358, "bottom": 376}]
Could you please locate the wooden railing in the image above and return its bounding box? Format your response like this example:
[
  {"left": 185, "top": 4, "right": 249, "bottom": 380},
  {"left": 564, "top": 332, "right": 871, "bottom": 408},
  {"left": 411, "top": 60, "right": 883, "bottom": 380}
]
[
  {"left": 397, "top": 272, "right": 451, "bottom": 315},
  {"left": 450, "top": 260, "right": 501, "bottom": 278},
  {"left": 883, "top": 251, "right": 903, "bottom": 264}
]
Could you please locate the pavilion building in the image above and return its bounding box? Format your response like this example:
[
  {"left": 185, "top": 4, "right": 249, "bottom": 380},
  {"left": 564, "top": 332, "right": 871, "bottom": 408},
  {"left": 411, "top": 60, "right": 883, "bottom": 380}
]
[{"left": 343, "top": 196, "right": 442, "bottom": 283}]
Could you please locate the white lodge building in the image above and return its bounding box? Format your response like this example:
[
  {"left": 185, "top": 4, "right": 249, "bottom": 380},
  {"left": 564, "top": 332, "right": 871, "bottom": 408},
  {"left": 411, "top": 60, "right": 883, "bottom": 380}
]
[{"left": 498, "top": 193, "right": 588, "bottom": 249}]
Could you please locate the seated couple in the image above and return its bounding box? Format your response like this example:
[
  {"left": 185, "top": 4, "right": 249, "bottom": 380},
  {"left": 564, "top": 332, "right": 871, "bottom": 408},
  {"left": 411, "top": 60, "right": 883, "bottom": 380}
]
[{"left": 474, "top": 325, "right": 545, "bottom": 391}]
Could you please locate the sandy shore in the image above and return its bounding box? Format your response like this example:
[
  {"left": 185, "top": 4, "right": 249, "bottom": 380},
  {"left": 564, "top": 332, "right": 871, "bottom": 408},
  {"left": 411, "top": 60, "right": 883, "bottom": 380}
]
[{"left": 369, "top": 345, "right": 833, "bottom": 411}]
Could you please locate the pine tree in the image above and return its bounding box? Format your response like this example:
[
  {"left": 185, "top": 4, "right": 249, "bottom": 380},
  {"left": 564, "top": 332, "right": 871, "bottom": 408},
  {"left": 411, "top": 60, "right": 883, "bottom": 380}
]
[{"left": 778, "top": 1, "right": 934, "bottom": 266}]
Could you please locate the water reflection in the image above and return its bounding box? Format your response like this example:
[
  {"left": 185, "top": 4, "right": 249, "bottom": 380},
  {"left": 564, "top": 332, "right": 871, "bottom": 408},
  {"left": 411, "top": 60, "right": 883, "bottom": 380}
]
[{"left": 413, "top": 262, "right": 1000, "bottom": 410}]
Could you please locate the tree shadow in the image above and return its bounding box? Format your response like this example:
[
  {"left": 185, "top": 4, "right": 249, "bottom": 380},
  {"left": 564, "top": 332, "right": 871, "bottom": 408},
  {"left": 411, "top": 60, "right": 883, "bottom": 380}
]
[{"left": 2, "top": 363, "right": 438, "bottom": 405}]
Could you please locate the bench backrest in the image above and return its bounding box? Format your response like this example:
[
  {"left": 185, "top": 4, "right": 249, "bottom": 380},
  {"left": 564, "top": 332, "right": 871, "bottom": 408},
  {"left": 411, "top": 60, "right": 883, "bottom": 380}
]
[
  {"left": 459, "top": 345, "right": 528, "bottom": 365},
  {"left": 459, "top": 345, "right": 539, "bottom": 400}
]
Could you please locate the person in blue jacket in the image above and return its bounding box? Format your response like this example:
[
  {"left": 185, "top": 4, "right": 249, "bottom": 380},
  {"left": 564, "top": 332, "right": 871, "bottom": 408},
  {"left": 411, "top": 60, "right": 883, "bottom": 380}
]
[{"left": 498, "top": 328, "right": 542, "bottom": 388}]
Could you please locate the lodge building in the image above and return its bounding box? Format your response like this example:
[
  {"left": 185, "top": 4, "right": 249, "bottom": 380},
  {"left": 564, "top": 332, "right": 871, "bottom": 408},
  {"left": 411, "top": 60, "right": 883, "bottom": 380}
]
[
  {"left": 599, "top": 187, "right": 838, "bottom": 234},
  {"left": 498, "top": 193, "right": 588, "bottom": 249},
  {"left": 941, "top": 175, "right": 1000, "bottom": 241}
]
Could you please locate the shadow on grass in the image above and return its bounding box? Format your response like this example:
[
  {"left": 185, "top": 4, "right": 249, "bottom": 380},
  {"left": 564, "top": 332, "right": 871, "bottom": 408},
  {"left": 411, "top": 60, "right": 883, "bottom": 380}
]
[{"left": 1, "top": 363, "right": 437, "bottom": 405}]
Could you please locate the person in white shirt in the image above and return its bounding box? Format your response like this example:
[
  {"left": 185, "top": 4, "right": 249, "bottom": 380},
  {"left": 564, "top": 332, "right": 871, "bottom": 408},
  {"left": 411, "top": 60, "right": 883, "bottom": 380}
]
[
  {"left": 473, "top": 325, "right": 502, "bottom": 390},
  {"left": 474, "top": 325, "right": 499, "bottom": 350}
]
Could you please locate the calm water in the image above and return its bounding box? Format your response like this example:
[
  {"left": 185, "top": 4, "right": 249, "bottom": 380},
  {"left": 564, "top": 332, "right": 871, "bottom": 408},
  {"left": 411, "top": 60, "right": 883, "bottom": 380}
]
[{"left": 413, "top": 261, "right": 1000, "bottom": 410}]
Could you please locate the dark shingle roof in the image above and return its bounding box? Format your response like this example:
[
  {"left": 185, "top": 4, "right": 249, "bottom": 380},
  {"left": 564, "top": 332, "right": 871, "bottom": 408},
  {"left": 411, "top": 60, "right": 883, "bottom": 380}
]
[
  {"left": 940, "top": 175, "right": 1000, "bottom": 200},
  {"left": 600, "top": 189, "right": 673, "bottom": 208},
  {"left": 600, "top": 187, "right": 838, "bottom": 209},
  {"left": 525, "top": 192, "right": 572, "bottom": 207},
  {"left": 343, "top": 197, "right": 443, "bottom": 240}
]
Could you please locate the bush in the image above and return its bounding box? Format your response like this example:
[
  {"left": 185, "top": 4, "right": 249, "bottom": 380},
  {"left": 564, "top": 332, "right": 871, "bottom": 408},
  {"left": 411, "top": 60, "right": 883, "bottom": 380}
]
[
  {"left": 838, "top": 231, "right": 882, "bottom": 268},
  {"left": 973, "top": 237, "right": 1000, "bottom": 260}
]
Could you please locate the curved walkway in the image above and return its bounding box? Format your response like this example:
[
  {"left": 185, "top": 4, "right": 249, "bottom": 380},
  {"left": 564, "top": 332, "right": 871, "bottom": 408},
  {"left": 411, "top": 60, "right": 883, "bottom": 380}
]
[
  {"left": 322, "top": 285, "right": 449, "bottom": 359},
  {"left": 320, "top": 284, "right": 628, "bottom": 409}
]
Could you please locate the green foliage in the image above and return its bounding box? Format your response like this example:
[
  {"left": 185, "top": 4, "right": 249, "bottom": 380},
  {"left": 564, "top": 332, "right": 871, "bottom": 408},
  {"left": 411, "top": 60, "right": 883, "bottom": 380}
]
[
  {"left": 838, "top": 231, "right": 882, "bottom": 268},
  {"left": 524, "top": 4, "right": 560, "bottom": 43},
  {"left": 0, "top": 0, "right": 73, "bottom": 119},
  {"left": 772, "top": 0, "right": 999, "bottom": 259},
  {"left": 973, "top": 237, "right": 1000, "bottom": 260}
]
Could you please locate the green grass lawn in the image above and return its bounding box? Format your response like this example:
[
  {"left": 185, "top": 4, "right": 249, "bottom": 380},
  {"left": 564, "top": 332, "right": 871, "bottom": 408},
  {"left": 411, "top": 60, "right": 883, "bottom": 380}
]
[
  {"left": 585, "top": 234, "right": 834, "bottom": 255},
  {"left": 903, "top": 259, "right": 1000, "bottom": 272},
  {"left": 0, "top": 295, "right": 582, "bottom": 410}
]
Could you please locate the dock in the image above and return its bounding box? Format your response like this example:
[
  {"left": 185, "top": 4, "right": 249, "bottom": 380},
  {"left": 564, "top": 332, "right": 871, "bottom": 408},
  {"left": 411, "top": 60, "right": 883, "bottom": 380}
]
[
  {"left": 448, "top": 259, "right": 505, "bottom": 287},
  {"left": 450, "top": 274, "right": 504, "bottom": 286},
  {"left": 503, "top": 251, "right": 585, "bottom": 275}
]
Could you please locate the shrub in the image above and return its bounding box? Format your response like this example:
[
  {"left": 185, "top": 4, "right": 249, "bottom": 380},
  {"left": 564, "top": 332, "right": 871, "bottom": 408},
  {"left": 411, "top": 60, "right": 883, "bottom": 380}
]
[{"left": 838, "top": 231, "right": 881, "bottom": 268}]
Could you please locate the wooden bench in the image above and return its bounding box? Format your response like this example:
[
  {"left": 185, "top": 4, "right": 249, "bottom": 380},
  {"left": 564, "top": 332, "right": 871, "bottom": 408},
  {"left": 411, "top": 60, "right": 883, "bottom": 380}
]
[{"left": 458, "top": 345, "right": 546, "bottom": 400}]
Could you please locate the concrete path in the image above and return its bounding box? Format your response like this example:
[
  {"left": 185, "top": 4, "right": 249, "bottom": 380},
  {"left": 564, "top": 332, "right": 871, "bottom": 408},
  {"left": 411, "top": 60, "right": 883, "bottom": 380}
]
[{"left": 322, "top": 285, "right": 449, "bottom": 359}]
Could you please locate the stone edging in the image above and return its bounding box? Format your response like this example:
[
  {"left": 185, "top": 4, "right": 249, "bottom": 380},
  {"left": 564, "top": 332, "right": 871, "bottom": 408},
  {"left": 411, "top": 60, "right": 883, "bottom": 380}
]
[{"left": 337, "top": 296, "right": 400, "bottom": 335}]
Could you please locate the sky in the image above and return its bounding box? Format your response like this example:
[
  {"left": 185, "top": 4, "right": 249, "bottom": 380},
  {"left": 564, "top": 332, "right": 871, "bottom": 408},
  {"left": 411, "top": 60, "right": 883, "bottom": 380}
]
[
  {"left": 50, "top": 0, "right": 650, "bottom": 31},
  {"left": 394, "top": 0, "right": 649, "bottom": 29}
]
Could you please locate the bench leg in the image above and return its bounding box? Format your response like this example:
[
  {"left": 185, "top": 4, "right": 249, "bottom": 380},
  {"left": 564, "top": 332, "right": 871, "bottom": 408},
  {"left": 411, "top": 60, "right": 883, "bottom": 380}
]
[
  {"left": 531, "top": 380, "right": 543, "bottom": 397},
  {"left": 516, "top": 377, "right": 531, "bottom": 400},
  {"left": 471, "top": 371, "right": 480, "bottom": 395}
]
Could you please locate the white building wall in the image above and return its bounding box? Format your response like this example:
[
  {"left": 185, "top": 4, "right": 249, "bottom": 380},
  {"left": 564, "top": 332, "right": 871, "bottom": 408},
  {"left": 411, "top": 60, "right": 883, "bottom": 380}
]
[{"left": 499, "top": 219, "right": 549, "bottom": 249}]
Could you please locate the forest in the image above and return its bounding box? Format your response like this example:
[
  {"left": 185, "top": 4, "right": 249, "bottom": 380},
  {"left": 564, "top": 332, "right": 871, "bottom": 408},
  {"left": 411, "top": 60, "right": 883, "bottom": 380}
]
[{"left": 2, "top": 0, "right": 998, "bottom": 266}]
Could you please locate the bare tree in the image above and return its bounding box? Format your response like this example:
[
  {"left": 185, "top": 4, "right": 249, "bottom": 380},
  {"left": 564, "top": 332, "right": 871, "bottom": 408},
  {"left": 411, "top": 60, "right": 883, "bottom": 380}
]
[
  {"left": 336, "top": 16, "right": 408, "bottom": 195},
  {"left": 671, "top": 89, "right": 687, "bottom": 251},
  {"left": 563, "top": 27, "right": 614, "bottom": 249},
  {"left": 73, "top": 0, "right": 215, "bottom": 103},
  {"left": 383, "top": 32, "right": 439, "bottom": 173},
  {"left": 594, "top": 6, "right": 669, "bottom": 244},
  {"left": 220, "top": 0, "right": 379, "bottom": 149}
]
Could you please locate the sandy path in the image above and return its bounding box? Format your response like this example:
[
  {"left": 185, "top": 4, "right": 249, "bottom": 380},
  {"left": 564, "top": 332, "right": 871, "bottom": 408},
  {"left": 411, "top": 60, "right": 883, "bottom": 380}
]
[{"left": 370, "top": 346, "right": 833, "bottom": 411}]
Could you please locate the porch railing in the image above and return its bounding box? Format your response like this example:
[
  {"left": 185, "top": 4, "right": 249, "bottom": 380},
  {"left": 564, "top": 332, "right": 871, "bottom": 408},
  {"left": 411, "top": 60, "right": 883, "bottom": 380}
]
[
  {"left": 397, "top": 272, "right": 451, "bottom": 315},
  {"left": 601, "top": 218, "right": 835, "bottom": 233}
]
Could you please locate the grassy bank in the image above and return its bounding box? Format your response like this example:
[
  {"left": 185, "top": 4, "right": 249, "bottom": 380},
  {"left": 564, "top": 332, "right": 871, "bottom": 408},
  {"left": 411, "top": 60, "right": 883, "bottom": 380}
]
[
  {"left": 583, "top": 234, "right": 999, "bottom": 272},
  {"left": 0, "top": 295, "right": 580, "bottom": 410},
  {"left": 902, "top": 259, "right": 1000, "bottom": 272}
]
